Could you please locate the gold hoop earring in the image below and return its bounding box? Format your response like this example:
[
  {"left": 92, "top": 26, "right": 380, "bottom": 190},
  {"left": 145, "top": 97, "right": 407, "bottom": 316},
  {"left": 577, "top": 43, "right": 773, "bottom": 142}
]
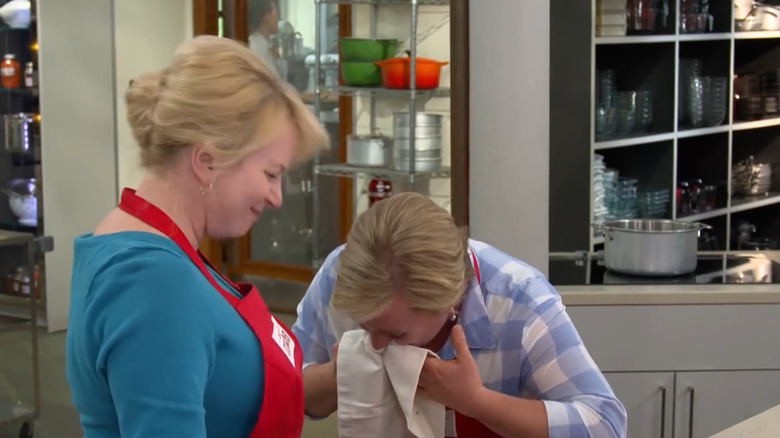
[{"left": 199, "top": 181, "right": 213, "bottom": 196}]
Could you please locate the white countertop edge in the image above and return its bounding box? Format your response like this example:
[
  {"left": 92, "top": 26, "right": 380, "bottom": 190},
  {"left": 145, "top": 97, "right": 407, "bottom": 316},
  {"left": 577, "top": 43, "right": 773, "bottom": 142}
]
[
  {"left": 709, "top": 404, "right": 780, "bottom": 437},
  {"left": 557, "top": 284, "right": 780, "bottom": 306}
]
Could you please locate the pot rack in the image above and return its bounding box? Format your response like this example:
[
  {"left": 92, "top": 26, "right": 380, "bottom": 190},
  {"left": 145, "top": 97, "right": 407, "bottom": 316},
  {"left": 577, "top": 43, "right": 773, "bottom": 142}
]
[{"left": 310, "top": 0, "right": 452, "bottom": 268}]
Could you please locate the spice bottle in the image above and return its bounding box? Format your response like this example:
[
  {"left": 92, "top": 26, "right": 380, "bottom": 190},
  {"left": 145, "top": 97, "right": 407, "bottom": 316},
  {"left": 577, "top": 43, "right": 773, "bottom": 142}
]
[
  {"left": 24, "top": 62, "right": 36, "bottom": 89},
  {"left": 13, "top": 267, "right": 30, "bottom": 296},
  {"left": 10, "top": 270, "right": 20, "bottom": 294},
  {"left": 1, "top": 54, "right": 20, "bottom": 89}
]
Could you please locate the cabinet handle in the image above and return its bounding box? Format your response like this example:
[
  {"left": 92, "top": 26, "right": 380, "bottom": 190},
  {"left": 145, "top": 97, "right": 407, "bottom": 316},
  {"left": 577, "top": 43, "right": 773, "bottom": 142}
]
[
  {"left": 658, "top": 385, "right": 667, "bottom": 438},
  {"left": 687, "top": 386, "right": 695, "bottom": 438}
]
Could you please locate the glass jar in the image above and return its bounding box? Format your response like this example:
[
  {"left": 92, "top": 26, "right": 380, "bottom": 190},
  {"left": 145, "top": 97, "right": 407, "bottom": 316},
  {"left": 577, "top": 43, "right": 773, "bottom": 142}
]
[
  {"left": 13, "top": 267, "right": 30, "bottom": 296},
  {"left": 1, "top": 54, "right": 20, "bottom": 89}
]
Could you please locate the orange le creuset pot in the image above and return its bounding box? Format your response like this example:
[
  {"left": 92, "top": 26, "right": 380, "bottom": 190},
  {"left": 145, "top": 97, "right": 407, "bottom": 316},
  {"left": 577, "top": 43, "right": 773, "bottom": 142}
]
[{"left": 375, "top": 52, "right": 448, "bottom": 90}]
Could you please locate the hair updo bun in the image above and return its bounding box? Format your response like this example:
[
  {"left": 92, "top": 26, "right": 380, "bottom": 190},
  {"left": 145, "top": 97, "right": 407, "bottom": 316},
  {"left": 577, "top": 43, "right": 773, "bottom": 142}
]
[{"left": 125, "top": 71, "right": 168, "bottom": 164}]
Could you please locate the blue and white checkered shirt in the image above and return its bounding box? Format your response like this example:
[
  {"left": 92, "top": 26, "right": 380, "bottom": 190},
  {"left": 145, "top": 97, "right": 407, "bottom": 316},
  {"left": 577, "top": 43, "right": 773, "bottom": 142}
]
[{"left": 292, "top": 239, "right": 627, "bottom": 437}]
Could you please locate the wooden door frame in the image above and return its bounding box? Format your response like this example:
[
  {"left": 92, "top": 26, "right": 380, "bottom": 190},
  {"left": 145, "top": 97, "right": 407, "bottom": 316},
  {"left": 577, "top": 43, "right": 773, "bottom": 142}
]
[
  {"left": 193, "top": 0, "right": 469, "bottom": 279},
  {"left": 192, "top": 0, "right": 219, "bottom": 36},
  {"left": 449, "top": 0, "right": 469, "bottom": 227},
  {"left": 193, "top": 0, "right": 224, "bottom": 270}
]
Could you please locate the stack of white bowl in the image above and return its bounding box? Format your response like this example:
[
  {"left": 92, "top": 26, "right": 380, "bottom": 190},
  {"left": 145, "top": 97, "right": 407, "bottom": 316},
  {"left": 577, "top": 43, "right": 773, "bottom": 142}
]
[{"left": 596, "top": 0, "right": 628, "bottom": 36}]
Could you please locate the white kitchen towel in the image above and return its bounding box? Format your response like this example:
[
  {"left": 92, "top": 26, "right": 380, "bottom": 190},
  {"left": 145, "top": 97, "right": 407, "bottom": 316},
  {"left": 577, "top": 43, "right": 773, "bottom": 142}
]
[{"left": 337, "top": 329, "right": 446, "bottom": 438}]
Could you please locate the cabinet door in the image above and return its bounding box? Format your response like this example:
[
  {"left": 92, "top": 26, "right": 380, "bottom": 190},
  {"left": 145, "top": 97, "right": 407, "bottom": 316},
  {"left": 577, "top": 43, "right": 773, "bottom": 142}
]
[
  {"left": 674, "top": 370, "right": 780, "bottom": 438},
  {"left": 604, "top": 372, "right": 674, "bottom": 438}
]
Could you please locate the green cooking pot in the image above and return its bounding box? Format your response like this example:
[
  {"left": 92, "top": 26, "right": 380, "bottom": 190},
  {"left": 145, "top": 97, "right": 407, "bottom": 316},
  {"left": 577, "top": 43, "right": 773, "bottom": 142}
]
[
  {"left": 339, "top": 38, "right": 398, "bottom": 62},
  {"left": 340, "top": 62, "right": 382, "bottom": 87}
]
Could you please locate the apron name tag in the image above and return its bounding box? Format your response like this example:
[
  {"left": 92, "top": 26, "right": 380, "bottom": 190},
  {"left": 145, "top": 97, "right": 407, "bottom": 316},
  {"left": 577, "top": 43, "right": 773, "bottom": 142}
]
[
  {"left": 445, "top": 409, "right": 457, "bottom": 437},
  {"left": 271, "top": 316, "right": 296, "bottom": 367}
]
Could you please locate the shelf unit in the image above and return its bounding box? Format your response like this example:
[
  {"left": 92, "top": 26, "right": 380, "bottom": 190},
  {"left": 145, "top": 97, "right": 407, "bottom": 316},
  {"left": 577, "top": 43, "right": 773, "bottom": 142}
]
[
  {"left": 0, "top": 1, "right": 50, "bottom": 328},
  {"left": 316, "top": 162, "right": 452, "bottom": 179},
  {"left": 319, "top": 84, "right": 451, "bottom": 97},
  {"left": 0, "top": 231, "right": 40, "bottom": 438},
  {"left": 551, "top": 0, "right": 780, "bottom": 254},
  {"left": 310, "top": 0, "right": 452, "bottom": 264}
]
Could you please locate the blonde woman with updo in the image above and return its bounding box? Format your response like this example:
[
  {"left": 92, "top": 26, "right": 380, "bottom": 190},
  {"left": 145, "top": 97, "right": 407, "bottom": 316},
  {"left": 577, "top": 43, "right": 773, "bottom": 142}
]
[
  {"left": 65, "top": 36, "right": 328, "bottom": 438},
  {"left": 293, "top": 192, "right": 627, "bottom": 438}
]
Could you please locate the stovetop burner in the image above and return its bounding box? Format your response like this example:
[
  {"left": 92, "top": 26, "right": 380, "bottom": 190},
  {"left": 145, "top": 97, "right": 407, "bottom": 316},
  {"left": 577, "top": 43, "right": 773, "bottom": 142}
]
[{"left": 548, "top": 251, "right": 780, "bottom": 285}]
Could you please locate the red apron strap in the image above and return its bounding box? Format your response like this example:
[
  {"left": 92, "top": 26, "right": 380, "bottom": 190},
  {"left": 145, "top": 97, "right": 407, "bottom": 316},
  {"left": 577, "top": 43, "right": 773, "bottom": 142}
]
[
  {"left": 117, "top": 187, "right": 305, "bottom": 438},
  {"left": 449, "top": 252, "right": 500, "bottom": 438},
  {"left": 117, "top": 188, "right": 240, "bottom": 305},
  {"left": 469, "top": 250, "right": 480, "bottom": 283}
]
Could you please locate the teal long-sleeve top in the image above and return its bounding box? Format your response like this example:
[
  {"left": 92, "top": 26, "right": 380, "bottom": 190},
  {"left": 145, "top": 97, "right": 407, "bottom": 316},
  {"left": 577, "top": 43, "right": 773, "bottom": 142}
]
[{"left": 66, "top": 232, "right": 264, "bottom": 438}]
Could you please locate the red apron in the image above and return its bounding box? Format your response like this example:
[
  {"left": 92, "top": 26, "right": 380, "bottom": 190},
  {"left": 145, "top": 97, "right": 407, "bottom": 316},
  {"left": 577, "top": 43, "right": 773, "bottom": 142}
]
[
  {"left": 117, "top": 188, "right": 304, "bottom": 438},
  {"left": 445, "top": 253, "right": 503, "bottom": 438}
]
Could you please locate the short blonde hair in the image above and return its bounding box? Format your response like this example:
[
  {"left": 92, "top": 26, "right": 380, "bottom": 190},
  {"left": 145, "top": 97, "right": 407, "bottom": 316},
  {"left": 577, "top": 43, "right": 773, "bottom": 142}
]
[
  {"left": 125, "top": 35, "right": 328, "bottom": 169},
  {"left": 331, "top": 192, "right": 473, "bottom": 323}
]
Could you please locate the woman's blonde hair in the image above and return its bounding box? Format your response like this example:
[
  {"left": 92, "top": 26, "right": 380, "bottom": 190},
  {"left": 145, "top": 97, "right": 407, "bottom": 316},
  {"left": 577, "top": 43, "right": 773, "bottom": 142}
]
[
  {"left": 125, "top": 35, "right": 328, "bottom": 169},
  {"left": 331, "top": 192, "right": 473, "bottom": 324}
]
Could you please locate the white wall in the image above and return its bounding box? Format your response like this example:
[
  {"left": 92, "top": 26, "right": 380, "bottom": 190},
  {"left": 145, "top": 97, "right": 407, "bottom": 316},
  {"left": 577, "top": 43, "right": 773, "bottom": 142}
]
[
  {"left": 115, "top": 0, "right": 193, "bottom": 192},
  {"left": 38, "top": 0, "right": 118, "bottom": 331},
  {"left": 38, "top": 0, "right": 192, "bottom": 331},
  {"left": 282, "top": 0, "right": 315, "bottom": 50},
  {"left": 469, "top": 1, "right": 550, "bottom": 273}
]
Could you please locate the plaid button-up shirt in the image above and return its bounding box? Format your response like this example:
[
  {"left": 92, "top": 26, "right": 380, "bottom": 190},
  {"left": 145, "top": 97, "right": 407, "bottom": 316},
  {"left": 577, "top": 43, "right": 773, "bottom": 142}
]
[{"left": 292, "top": 239, "right": 627, "bottom": 437}]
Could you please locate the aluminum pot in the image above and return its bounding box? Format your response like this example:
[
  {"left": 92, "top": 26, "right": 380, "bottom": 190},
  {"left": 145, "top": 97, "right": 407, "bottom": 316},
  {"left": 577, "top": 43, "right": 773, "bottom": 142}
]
[
  {"left": 394, "top": 125, "right": 441, "bottom": 138},
  {"left": 393, "top": 136, "right": 442, "bottom": 152},
  {"left": 393, "top": 148, "right": 442, "bottom": 160},
  {"left": 347, "top": 135, "right": 391, "bottom": 167},
  {"left": 393, "top": 157, "right": 442, "bottom": 172},
  {"left": 392, "top": 112, "right": 442, "bottom": 138},
  {"left": 592, "top": 219, "right": 711, "bottom": 276},
  {"left": 4, "top": 113, "right": 39, "bottom": 153},
  {"left": 393, "top": 141, "right": 443, "bottom": 171},
  {"left": 603, "top": 270, "right": 697, "bottom": 285}
]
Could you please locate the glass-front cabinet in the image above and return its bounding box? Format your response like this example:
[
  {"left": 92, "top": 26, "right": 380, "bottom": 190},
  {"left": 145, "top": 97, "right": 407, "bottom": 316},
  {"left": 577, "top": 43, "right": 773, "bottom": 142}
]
[
  {"left": 194, "top": 0, "right": 469, "bottom": 286},
  {"left": 199, "top": 0, "right": 344, "bottom": 284},
  {"left": 241, "top": 0, "right": 343, "bottom": 281}
]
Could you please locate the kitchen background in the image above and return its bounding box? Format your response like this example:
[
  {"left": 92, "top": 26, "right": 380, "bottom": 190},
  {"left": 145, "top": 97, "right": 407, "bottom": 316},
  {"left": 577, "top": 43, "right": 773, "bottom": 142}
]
[
  {"left": 0, "top": 0, "right": 546, "bottom": 436},
  {"left": 7, "top": 0, "right": 780, "bottom": 437},
  {"left": 551, "top": 0, "right": 780, "bottom": 284}
]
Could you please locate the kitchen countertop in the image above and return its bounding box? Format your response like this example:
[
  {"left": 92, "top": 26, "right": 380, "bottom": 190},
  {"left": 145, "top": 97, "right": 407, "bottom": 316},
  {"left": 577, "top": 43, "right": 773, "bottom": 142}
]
[
  {"left": 554, "top": 250, "right": 780, "bottom": 306},
  {"left": 557, "top": 283, "right": 780, "bottom": 306},
  {"left": 248, "top": 262, "right": 780, "bottom": 312},
  {"left": 709, "top": 404, "right": 780, "bottom": 438}
]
